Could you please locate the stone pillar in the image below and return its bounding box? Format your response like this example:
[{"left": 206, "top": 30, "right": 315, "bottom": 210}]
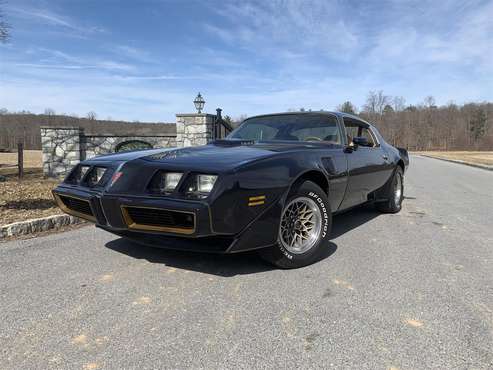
[
  {"left": 40, "top": 127, "right": 83, "bottom": 177},
  {"left": 175, "top": 113, "right": 216, "bottom": 147}
]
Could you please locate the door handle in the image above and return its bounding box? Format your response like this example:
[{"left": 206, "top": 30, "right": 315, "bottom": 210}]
[{"left": 382, "top": 155, "right": 389, "bottom": 161}]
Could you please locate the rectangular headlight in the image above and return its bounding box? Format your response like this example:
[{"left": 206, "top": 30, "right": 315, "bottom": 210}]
[
  {"left": 161, "top": 172, "right": 183, "bottom": 192},
  {"left": 87, "top": 167, "right": 107, "bottom": 186},
  {"left": 197, "top": 174, "right": 217, "bottom": 193},
  {"left": 79, "top": 165, "right": 90, "bottom": 180},
  {"left": 66, "top": 165, "right": 90, "bottom": 184}
]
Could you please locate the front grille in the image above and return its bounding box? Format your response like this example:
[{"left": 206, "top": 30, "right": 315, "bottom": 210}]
[
  {"left": 59, "top": 195, "right": 94, "bottom": 217},
  {"left": 122, "top": 206, "right": 195, "bottom": 234}
]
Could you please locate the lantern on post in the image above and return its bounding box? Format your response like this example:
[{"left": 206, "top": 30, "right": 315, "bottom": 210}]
[{"left": 193, "top": 92, "right": 205, "bottom": 114}]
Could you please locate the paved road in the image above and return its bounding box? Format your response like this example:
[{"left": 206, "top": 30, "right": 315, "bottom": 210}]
[{"left": 1, "top": 156, "right": 492, "bottom": 369}]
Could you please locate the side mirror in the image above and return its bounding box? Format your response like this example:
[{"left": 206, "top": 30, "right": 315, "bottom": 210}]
[{"left": 352, "top": 136, "right": 369, "bottom": 147}]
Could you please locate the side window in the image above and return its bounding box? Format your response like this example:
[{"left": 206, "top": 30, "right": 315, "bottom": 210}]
[
  {"left": 360, "top": 128, "right": 377, "bottom": 147},
  {"left": 343, "top": 118, "right": 359, "bottom": 145},
  {"left": 342, "top": 118, "right": 378, "bottom": 147}
]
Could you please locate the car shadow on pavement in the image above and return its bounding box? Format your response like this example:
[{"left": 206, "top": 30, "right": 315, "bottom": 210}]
[
  {"left": 105, "top": 238, "right": 338, "bottom": 277},
  {"left": 104, "top": 204, "right": 380, "bottom": 276},
  {"left": 331, "top": 204, "right": 382, "bottom": 239}
]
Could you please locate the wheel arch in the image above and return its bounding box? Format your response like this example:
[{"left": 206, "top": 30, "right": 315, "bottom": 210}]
[
  {"left": 397, "top": 159, "right": 405, "bottom": 173},
  {"left": 290, "top": 169, "right": 329, "bottom": 196}
]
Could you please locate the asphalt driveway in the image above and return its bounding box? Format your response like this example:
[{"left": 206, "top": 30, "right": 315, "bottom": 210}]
[{"left": 1, "top": 155, "right": 492, "bottom": 369}]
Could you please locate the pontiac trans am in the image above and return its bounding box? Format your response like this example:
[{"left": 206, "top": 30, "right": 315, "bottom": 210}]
[{"left": 53, "top": 112, "right": 409, "bottom": 268}]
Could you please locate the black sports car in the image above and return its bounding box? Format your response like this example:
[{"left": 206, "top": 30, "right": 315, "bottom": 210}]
[{"left": 53, "top": 112, "right": 409, "bottom": 268}]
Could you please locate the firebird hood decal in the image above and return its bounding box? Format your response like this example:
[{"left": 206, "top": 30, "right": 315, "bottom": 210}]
[{"left": 140, "top": 142, "right": 335, "bottom": 168}]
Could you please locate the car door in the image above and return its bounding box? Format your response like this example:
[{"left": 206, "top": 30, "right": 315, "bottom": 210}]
[{"left": 339, "top": 117, "right": 392, "bottom": 210}]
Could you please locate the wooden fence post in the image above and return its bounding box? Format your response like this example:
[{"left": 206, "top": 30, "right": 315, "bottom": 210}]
[{"left": 18, "top": 142, "right": 24, "bottom": 179}]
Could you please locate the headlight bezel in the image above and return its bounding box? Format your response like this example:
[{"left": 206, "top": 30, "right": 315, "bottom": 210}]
[
  {"left": 148, "top": 171, "right": 184, "bottom": 195},
  {"left": 65, "top": 164, "right": 111, "bottom": 187},
  {"left": 184, "top": 173, "right": 218, "bottom": 199},
  {"left": 161, "top": 172, "right": 183, "bottom": 193},
  {"left": 148, "top": 171, "right": 218, "bottom": 198},
  {"left": 85, "top": 166, "right": 110, "bottom": 187},
  {"left": 197, "top": 174, "right": 217, "bottom": 194}
]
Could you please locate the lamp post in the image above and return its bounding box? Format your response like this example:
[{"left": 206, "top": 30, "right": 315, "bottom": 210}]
[{"left": 193, "top": 92, "right": 205, "bottom": 114}]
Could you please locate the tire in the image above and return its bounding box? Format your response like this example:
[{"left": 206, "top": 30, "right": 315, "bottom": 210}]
[
  {"left": 376, "top": 166, "right": 404, "bottom": 213},
  {"left": 259, "top": 180, "right": 332, "bottom": 269}
]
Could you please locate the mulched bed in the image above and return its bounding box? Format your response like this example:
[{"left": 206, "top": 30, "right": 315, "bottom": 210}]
[{"left": 0, "top": 170, "right": 62, "bottom": 226}]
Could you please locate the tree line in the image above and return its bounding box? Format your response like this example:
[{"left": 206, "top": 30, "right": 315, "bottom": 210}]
[
  {"left": 336, "top": 91, "right": 492, "bottom": 151},
  {"left": 1, "top": 93, "right": 492, "bottom": 151}
]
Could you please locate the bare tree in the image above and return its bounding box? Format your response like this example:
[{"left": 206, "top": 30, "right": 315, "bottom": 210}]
[
  {"left": 363, "top": 91, "right": 378, "bottom": 114},
  {"left": 423, "top": 96, "right": 436, "bottom": 108},
  {"left": 470, "top": 106, "right": 487, "bottom": 142},
  {"left": 86, "top": 111, "right": 97, "bottom": 120},
  {"left": 363, "top": 90, "right": 390, "bottom": 116},
  {"left": 392, "top": 96, "right": 406, "bottom": 112}
]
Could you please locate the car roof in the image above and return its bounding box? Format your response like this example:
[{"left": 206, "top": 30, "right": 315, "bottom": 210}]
[{"left": 245, "top": 111, "right": 373, "bottom": 128}]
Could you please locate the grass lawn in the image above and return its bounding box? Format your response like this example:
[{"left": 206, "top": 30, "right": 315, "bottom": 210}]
[
  {"left": 0, "top": 150, "right": 43, "bottom": 168},
  {"left": 415, "top": 151, "right": 493, "bottom": 166}
]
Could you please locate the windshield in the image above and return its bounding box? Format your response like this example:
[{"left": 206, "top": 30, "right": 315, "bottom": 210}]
[{"left": 227, "top": 114, "right": 342, "bottom": 144}]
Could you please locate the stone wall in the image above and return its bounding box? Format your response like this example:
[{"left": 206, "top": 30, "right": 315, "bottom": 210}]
[
  {"left": 41, "top": 127, "right": 83, "bottom": 177},
  {"left": 40, "top": 111, "right": 231, "bottom": 177},
  {"left": 41, "top": 126, "right": 177, "bottom": 177},
  {"left": 83, "top": 135, "right": 176, "bottom": 159},
  {"left": 176, "top": 114, "right": 216, "bottom": 147}
]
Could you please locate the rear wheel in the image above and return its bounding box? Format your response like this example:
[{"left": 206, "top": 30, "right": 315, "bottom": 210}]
[
  {"left": 376, "top": 166, "right": 404, "bottom": 213},
  {"left": 260, "top": 181, "right": 332, "bottom": 269}
]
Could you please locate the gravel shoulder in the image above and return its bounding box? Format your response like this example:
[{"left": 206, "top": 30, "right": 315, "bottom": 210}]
[{"left": 414, "top": 151, "right": 493, "bottom": 167}]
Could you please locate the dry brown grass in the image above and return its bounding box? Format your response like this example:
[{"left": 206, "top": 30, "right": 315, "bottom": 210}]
[
  {"left": 0, "top": 150, "right": 43, "bottom": 169},
  {"left": 416, "top": 151, "right": 493, "bottom": 166},
  {"left": 0, "top": 170, "right": 61, "bottom": 226}
]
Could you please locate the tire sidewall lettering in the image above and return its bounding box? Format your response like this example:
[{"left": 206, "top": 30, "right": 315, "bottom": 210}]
[{"left": 307, "top": 191, "right": 329, "bottom": 238}]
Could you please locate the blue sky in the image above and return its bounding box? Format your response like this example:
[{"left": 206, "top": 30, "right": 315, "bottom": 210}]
[{"left": 1, "top": 0, "right": 492, "bottom": 122}]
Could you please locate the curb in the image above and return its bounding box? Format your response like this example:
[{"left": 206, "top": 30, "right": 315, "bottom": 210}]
[
  {"left": 0, "top": 214, "right": 85, "bottom": 239},
  {"left": 418, "top": 155, "right": 493, "bottom": 171}
]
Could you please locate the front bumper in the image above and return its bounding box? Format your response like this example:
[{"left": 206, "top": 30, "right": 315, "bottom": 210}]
[
  {"left": 52, "top": 186, "right": 281, "bottom": 253},
  {"left": 53, "top": 187, "right": 213, "bottom": 236}
]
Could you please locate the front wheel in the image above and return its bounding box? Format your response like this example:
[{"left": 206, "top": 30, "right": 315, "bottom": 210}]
[{"left": 259, "top": 181, "right": 332, "bottom": 269}]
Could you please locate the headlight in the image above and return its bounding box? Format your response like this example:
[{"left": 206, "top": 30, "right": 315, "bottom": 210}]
[
  {"left": 197, "top": 175, "right": 217, "bottom": 193},
  {"left": 79, "top": 165, "right": 90, "bottom": 180},
  {"left": 161, "top": 172, "right": 183, "bottom": 192},
  {"left": 87, "top": 167, "right": 107, "bottom": 186},
  {"left": 66, "top": 164, "right": 90, "bottom": 184},
  {"left": 184, "top": 174, "right": 218, "bottom": 198}
]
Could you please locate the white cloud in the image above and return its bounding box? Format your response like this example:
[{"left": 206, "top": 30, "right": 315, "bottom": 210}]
[
  {"left": 204, "top": 0, "right": 359, "bottom": 61},
  {"left": 7, "top": 5, "right": 106, "bottom": 37},
  {"left": 13, "top": 48, "right": 136, "bottom": 72}
]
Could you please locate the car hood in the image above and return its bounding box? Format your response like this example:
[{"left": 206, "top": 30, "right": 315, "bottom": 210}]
[
  {"left": 85, "top": 141, "right": 335, "bottom": 172},
  {"left": 137, "top": 141, "right": 327, "bottom": 171}
]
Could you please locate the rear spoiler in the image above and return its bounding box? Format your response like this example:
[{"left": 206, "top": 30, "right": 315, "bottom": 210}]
[{"left": 397, "top": 147, "right": 409, "bottom": 169}]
